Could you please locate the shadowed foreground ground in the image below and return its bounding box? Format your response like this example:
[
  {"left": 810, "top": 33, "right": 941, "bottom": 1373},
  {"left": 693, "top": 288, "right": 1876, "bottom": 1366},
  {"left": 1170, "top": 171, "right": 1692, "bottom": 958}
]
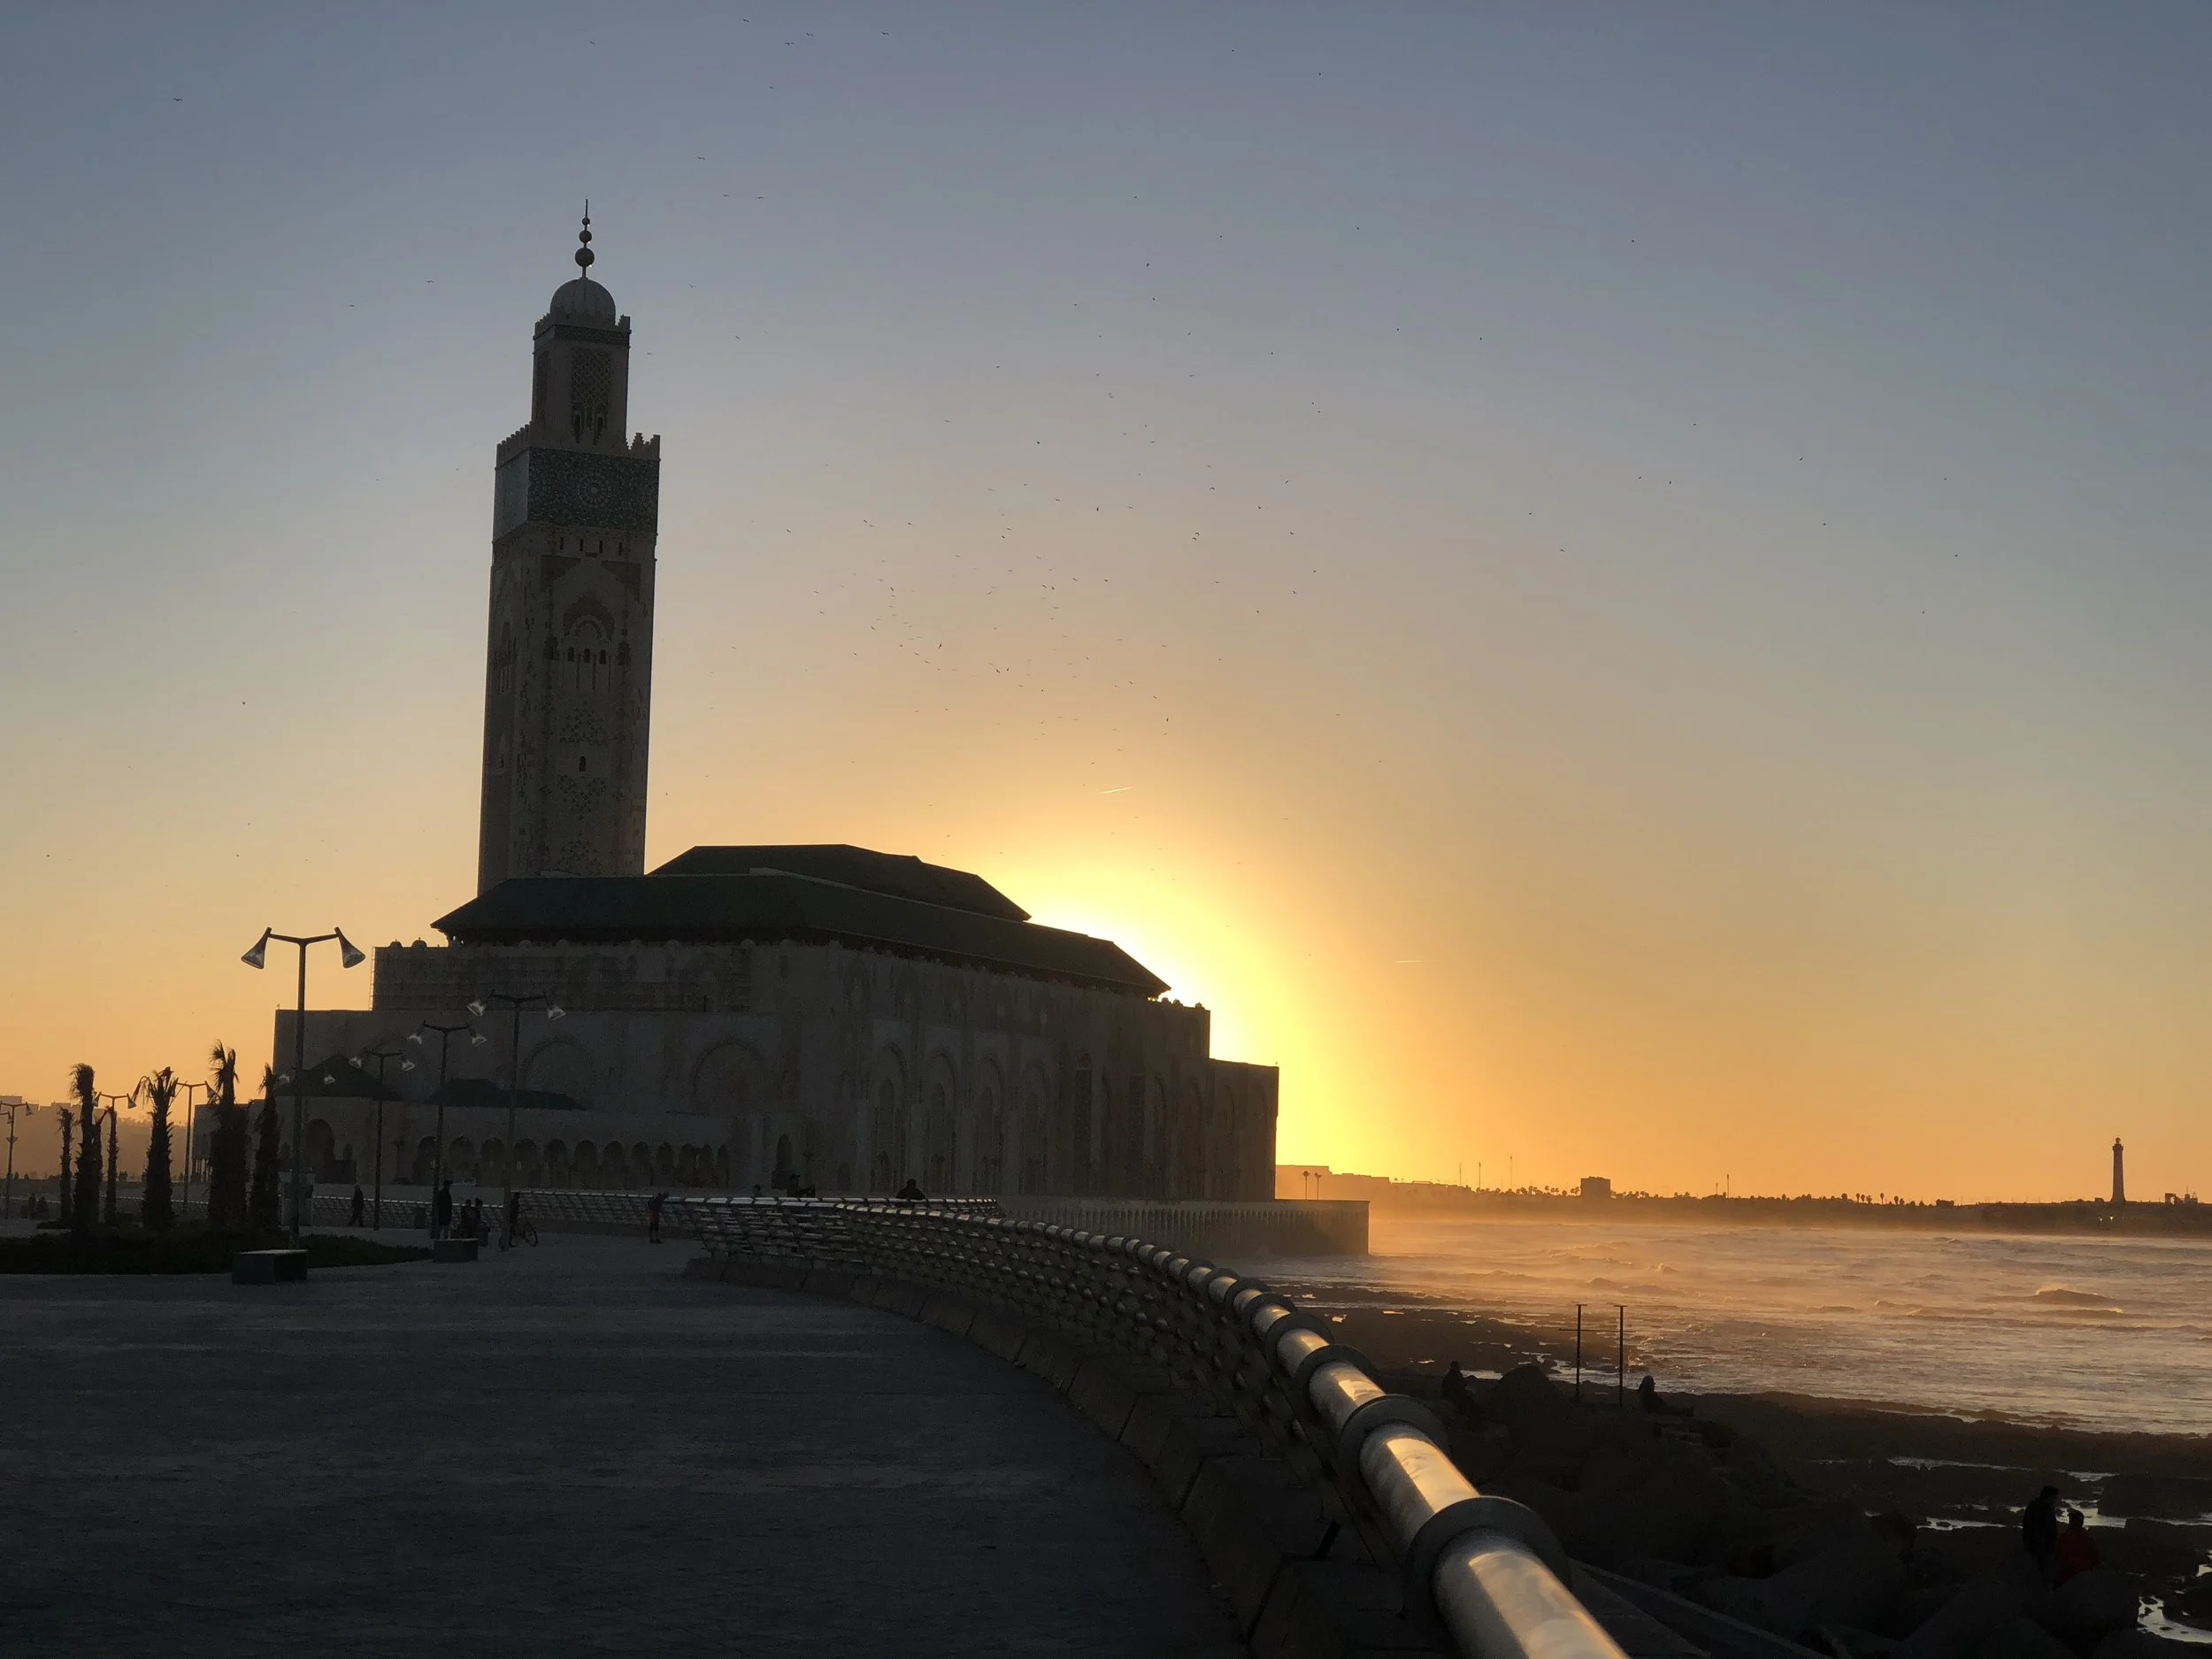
[{"left": 0, "top": 1236, "right": 1243, "bottom": 1658}]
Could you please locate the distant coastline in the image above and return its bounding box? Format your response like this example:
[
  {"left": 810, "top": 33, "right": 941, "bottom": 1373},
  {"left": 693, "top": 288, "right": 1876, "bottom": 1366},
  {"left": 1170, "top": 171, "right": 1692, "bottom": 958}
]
[{"left": 1277, "top": 1167, "right": 2212, "bottom": 1237}]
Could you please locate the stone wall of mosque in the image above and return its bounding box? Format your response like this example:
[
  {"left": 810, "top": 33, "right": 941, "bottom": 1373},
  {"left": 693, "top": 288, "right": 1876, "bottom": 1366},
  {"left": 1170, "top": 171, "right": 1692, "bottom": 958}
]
[{"left": 284, "top": 938, "right": 1277, "bottom": 1200}]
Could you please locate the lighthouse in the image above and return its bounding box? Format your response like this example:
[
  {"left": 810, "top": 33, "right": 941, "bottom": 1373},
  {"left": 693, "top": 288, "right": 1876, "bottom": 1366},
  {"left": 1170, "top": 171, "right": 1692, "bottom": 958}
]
[{"left": 2112, "top": 1138, "right": 2126, "bottom": 1206}]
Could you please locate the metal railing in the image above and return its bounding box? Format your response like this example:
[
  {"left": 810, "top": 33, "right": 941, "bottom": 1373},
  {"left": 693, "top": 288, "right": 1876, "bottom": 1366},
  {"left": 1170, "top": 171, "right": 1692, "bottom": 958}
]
[{"left": 684, "top": 1196, "right": 1625, "bottom": 1659}]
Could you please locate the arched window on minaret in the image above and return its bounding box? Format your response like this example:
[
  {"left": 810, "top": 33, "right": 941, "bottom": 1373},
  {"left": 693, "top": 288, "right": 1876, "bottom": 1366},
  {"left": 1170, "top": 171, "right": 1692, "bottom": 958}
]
[
  {"left": 564, "top": 618, "right": 609, "bottom": 692},
  {"left": 571, "top": 349, "right": 611, "bottom": 443}
]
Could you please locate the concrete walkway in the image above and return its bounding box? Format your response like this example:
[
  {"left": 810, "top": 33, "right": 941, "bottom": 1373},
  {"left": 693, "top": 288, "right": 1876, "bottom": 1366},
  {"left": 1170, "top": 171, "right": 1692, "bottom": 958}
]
[{"left": 0, "top": 1237, "right": 1246, "bottom": 1657}]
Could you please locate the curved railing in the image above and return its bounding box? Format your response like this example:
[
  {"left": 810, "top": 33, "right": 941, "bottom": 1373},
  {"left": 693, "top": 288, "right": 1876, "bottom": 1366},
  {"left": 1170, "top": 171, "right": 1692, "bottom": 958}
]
[{"left": 684, "top": 1196, "right": 1625, "bottom": 1659}]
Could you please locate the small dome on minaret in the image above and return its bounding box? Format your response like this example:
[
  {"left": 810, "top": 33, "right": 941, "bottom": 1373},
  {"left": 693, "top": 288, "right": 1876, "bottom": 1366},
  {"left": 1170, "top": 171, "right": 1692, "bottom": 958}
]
[{"left": 549, "top": 207, "right": 618, "bottom": 326}]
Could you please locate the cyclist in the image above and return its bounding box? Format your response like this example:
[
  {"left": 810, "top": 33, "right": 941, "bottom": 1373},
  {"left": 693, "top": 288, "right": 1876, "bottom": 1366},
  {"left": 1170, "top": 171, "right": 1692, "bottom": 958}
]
[{"left": 496, "top": 1189, "right": 537, "bottom": 1248}]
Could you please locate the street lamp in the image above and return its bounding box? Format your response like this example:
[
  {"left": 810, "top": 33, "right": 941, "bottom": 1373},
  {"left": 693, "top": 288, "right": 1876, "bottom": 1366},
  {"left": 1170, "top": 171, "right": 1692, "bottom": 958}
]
[
  {"left": 349, "top": 1045, "right": 414, "bottom": 1230},
  {"left": 176, "top": 1081, "right": 211, "bottom": 1219},
  {"left": 1, "top": 1097, "right": 33, "bottom": 1220},
  {"left": 242, "top": 926, "right": 365, "bottom": 1242},
  {"left": 408, "top": 1020, "right": 487, "bottom": 1234},
  {"left": 96, "top": 1087, "right": 138, "bottom": 1227},
  {"left": 467, "top": 992, "right": 565, "bottom": 1220}
]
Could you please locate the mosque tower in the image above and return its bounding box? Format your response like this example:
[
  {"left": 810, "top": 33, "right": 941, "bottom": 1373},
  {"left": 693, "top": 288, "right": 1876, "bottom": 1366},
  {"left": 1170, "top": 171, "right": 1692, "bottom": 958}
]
[
  {"left": 477, "top": 211, "right": 662, "bottom": 890},
  {"left": 2112, "top": 1137, "right": 2126, "bottom": 1206}
]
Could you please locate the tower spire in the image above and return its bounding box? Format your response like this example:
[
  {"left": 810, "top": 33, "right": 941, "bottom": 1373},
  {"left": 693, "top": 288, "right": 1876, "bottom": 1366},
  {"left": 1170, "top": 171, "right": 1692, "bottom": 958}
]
[{"left": 576, "top": 203, "right": 595, "bottom": 272}]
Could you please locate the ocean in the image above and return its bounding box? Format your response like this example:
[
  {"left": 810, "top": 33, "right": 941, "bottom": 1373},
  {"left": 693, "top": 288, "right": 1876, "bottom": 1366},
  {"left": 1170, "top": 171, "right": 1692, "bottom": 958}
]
[{"left": 1286, "top": 1214, "right": 2212, "bottom": 1436}]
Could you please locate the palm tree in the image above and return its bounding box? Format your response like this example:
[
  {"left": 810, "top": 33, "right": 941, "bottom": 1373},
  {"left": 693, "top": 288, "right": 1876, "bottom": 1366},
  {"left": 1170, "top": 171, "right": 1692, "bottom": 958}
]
[
  {"left": 207, "top": 1042, "right": 247, "bottom": 1232},
  {"left": 68, "top": 1064, "right": 99, "bottom": 1240},
  {"left": 57, "top": 1109, "right": 74, "bottom": 1229},
  {"left": 140, "top": 1067, "right": 178, "bottom": 1233},
  {"left": 249, "top": 1064, "right": 282, "bottom": 1237}
]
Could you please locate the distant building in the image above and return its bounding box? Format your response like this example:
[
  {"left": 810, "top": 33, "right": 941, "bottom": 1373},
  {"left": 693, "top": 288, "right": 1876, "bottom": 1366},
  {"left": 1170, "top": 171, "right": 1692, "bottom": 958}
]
[
  {"left": 285, "top": 220, "right": 1276, "bottom": 1201},
  {"left": 1578, "top": 1175, "right": 1613, "bottom": 1200},
  {"left": 2112, "top": 1137, "right": 2126, "bottom": 1206}
]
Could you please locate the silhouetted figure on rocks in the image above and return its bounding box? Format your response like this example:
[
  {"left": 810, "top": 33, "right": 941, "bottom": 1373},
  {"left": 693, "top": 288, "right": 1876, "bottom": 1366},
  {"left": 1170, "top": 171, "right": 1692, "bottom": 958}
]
[
  {"left": 2054, "top": 1506, "right": 2100, "bottom": 1583},
  {"left": 349, "top": 1186, "right": 365, "bottom": 1227},
  {"left": 2022, "top": 1486, "right": 2062, "bottom": 1579},
  {"left": 896, "top": 1179, "right": 925, "bottom": 1202},
  {"left": 1440, "top": 1360, "right": 1471, "bottom": 1411},
  {"left": 1637, "top": 1373, "right": 1662, "bottom": 1413}
]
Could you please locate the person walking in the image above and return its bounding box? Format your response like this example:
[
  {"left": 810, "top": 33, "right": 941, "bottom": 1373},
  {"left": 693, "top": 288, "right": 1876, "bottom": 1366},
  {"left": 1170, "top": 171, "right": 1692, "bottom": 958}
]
[
  {"left": 433, "top": 1178, "right": 453, "bottom": 1240},
  {"left": 348, "top": 1185, "right": 366, "bottom": 1227},
  {"left": 646, "top": 1189, "right": 665, "bottom": 1244}
]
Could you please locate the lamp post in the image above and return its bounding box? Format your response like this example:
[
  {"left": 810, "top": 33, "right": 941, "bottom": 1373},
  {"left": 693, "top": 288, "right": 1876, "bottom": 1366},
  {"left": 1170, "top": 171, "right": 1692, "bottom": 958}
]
[
  {"left": 242, "top": 926, "right": 366, "bottom": 1243},
  {"left": 176, "top": 1081, "right": 211, "bottom": 1220},
  {"left": 349, "top": 1045, "right": 413, "bottom": 1230},
  {"left": 96, "top": 1087, "right": 138, "bottom": 1227},
  {"left": 408, "top": 1020, "right": 486, "bottom": 1235},
  {"left": 1, "top": 1098, "right": 31, "bottom": 1219},
  {"left": 467, "top": 992, "right": 565, "bottom": 1219}
]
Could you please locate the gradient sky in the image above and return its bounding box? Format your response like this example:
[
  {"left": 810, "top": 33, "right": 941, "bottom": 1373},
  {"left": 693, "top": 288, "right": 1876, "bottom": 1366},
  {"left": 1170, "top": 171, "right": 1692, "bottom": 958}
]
[{"left": 4, "top": 4, "right": 2208, "bottom": 1200}]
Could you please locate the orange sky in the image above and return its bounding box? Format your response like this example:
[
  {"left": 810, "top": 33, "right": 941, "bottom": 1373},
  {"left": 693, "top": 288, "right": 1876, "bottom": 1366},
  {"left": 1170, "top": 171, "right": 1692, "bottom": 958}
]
[{"left": 4, "top": 8, "right": 2210, "bottom": 1202}]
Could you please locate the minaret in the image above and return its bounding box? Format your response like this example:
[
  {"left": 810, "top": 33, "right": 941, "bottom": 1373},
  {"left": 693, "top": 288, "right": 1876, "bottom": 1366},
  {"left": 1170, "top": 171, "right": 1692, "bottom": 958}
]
[
  {"left": 2112, "top": 1137, "right": 2126, "bottom": 1206},
  {"left": 478, "top": 211, "right": 661, "bottom": 890}
]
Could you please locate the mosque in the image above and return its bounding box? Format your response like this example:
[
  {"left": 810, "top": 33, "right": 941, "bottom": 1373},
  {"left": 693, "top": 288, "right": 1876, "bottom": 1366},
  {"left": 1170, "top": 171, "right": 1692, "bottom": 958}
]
[{"left": 285, "top": 220, "right": 1279, "bottom": 1201}]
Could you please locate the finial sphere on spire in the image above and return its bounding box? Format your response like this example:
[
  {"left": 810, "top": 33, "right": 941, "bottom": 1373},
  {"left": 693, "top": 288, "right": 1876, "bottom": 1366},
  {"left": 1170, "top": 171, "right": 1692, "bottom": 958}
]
[{"left": 549, "top": 209, "right": 616, "bottom": 322}]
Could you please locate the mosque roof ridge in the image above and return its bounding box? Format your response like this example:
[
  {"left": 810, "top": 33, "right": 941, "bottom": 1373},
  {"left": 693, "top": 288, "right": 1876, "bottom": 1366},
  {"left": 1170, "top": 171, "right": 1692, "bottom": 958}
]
[
  {"left": 430, "top": 868, "right": 1164, "bottom": 997},
  {"left": 649, "top": 843, "right": 1031, "bottom": 922}
]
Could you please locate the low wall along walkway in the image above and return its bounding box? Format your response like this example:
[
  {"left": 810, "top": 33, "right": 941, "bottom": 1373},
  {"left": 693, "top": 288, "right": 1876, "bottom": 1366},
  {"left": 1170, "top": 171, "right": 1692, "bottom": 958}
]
[
  {"left": 679, "top": 1195, "right": 1648, "bottom": 1659},
  {"left": 291, "top": 1189, "right": 1371, "bottom": 1263}
]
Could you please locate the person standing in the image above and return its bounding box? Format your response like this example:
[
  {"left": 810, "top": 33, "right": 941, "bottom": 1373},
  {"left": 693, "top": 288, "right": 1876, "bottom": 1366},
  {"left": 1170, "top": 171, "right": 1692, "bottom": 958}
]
[
  {"left": 2054, "top": 1509, "right": 2101, "bottom": 1583},
  {"left": 646, "top": 1189, "right": 665, "bottom": 1244},
  {"left": 349, "top": 1185, "right": 366, "bottom": 1227},
  {"left": 433, "top": 1178, "right": 454, "bottom": 1240},
  {"left": 2021, "top": 1486, "right": 2062, "bottom": 1581}
]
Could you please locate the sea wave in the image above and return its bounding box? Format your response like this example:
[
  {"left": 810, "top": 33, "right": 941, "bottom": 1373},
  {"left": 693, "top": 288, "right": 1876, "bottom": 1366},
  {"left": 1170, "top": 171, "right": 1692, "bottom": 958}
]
[{"left": 2033, "top": 1286, "right": 2124, "bottom": 1310}]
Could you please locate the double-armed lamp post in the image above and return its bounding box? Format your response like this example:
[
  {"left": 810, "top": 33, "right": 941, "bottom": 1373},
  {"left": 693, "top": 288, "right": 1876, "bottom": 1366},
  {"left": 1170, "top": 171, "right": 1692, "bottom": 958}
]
[
  {"left": 348, "top": 1045, "right": 413, "bottom": 1229},
  {"left": 407, "top": 1020, "right": 487, "bottom": 1229},
  {"left": 1, "top": 1097, "right": 32, "bottom": 1220},
  {"left": 176, "top": 1081, "right": 211, "bottom": 1218},
  {"left": 95, "top": 1087, "right": 138, "bottom": 1226},
  {"left": 467, "top": 991, "right": 565, "bottom": 1217},
  {"left": 242, "top": 927, "right": 365, "bottom": 1242}
]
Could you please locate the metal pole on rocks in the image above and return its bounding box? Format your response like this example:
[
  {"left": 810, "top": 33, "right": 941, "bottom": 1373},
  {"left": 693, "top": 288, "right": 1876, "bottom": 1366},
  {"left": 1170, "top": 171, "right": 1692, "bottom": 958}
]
[
  {"left": 1574, "top": 1303, "right": 1583, "bottom": 1404},
  {"left": 1616, "top": 1305, "right": 1625, "bottom": 1409}
]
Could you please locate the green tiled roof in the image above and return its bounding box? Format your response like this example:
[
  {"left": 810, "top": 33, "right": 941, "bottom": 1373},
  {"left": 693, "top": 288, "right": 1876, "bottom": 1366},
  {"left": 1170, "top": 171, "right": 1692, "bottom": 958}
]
[
  {"left": 649, "top": 844, "right": 1030, "bottom": 922},
  {"left": 433, "top": 853, "right": 1164, "bottom": 996}
]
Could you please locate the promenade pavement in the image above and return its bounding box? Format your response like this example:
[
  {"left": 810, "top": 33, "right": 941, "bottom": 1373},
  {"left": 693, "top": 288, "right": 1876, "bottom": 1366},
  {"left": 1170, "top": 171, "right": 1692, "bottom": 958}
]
[{"left": 0, "top": 1235, "right": 1247, "bottom": 1657}]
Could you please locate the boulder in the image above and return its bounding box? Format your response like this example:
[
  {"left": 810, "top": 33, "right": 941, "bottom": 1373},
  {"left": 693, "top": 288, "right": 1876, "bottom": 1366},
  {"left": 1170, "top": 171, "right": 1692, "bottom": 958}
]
[
  {"left": 2105, "top": 1520, "right": 2212, "bottom": 1582},
  {"left": 2038, "top": 1569, "right": 2140, "bottom": 1648},
  {"left": 1774, "top": 1500, "right": 1882, "bottom": 1568},
  {"left": 2092, "top": 1630, "right": 2200, "bottom": 1659},
  {"left": 2096, "top": 1474, "right": 2212, "bottom": 1522},
  {"left": 1893, "top": 1571, "right": 2041, "bottom": 1659},
  {"left": 1484, "top": 1362, "right": 1578, "bottom": 1429},
  {"left": 1704, "top": 1534, "right": 1911, "bottom": 1642},
  {"left": 1972, "top": 1616, "right": 2077, "bottom": 1659},
  {"left": 1496, "top": 1452, "right": 1771, "bottom": 1569}
]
